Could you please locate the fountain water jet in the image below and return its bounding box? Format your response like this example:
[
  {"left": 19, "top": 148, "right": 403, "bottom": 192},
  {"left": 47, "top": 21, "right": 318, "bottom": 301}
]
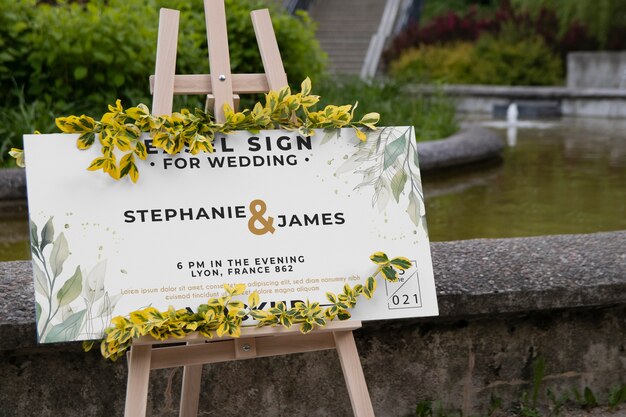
[{"left": 481, "top": 102, "right": 555, "bottom": 146}]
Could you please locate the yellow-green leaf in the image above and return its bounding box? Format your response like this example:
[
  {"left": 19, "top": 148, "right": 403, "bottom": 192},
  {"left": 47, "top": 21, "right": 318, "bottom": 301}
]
[
  {"left": 359, "top": 112, "right": 380, "bottom": 125},
  {"left": 9, "top": 148, "right": 25, "bottom": 167},
  {"left": 300, "top": 321, "right": 313, "bottom": 334},
  {"left": 370, "top": 252, "right": 389, "bottom": 264},
  {"left": 300, "top": 77, "right": 312, "bottom": 96},
  {"left": 390, "top": 257, "right": 412, "bottom": 270},
  {"left": 381, "top": 265, "right": 398, "bottom": 282},
  {"left": 354, "top": 128, "right": 367, "bottom": 141},
  {"left": 216, "top": 322, "right": 228, "bottom": 337},
  {"left": 248, "top": 291, "right": 260, "bottom": 308},
  {"left": 228, "top": 300, "right": 245, "bottom": 310},
  {"left": 134, "top": 141, "right": 147, "bottom": 160},
  {"left": 87, "top": 157, "right": 107, "bottom": 171},
  {"left": 337, "top": 309, "right": 351, "bottom": 320},
  {"left": 77, "top": 132, "right": 96, "bottom": 150},
  {"left": 119, "top": 153, "right": 139, "bottom": 183}
]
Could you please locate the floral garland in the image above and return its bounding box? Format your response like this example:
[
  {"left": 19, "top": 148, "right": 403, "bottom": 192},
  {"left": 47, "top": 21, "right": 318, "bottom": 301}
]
[
  {"left": 10, "top": 77, "right": 380, "bottom": 182},
  {"left": 85, "top": 252, "right": 411, "bottom": 361}
]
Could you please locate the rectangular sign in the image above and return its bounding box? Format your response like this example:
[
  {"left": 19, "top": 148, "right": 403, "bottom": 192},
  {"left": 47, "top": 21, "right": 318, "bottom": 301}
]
[{"left": 23, "top": 127, "right": 438, "bottom": 343}]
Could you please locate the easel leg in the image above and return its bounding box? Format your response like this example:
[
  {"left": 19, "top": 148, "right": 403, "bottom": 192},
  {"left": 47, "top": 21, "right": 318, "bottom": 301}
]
[
  {"left": 333, "top": 331, "right": 376, "bottom": 417},
  {"left": 124, "top": 344, "right": 152, "bottom": 417},
  {"left": 179, "top": 364, "right": 203, "bottom": 417},
  {"left": 179, "top": 341, "right": 204, "bottom": 417}
]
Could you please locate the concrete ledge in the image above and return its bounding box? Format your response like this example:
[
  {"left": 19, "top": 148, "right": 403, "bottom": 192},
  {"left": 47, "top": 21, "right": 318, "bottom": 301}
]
[
  {"left": 567, "top": 52, "right": 626, "bottom": 89},
  {"left": 2, "top": 231, "right": 624, "bottom": 351},
  {"left": 1, "top": 231, "right": 625, "bottom": 416},
  {"left": 417, "top": 126, "right": 503, "bottom": 171},
  {"left": 410, "top": 84, "right": 626, "bottom": 118},
  {"left": 0, "top": 128, "right": 504, "bottom": 200},
  {"left": 410, "top": 84, "right": 626, "bottom": 100},
  {"left": 0, "top": 169, "right": 27, "bottom": 201}
]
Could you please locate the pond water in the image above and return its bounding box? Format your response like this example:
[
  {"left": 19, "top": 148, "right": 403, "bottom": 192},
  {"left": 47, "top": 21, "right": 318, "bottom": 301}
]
[
  {"left": 0, "top": 200, "right": 29, "bottom": 262},
  {"left": 1, "top": 117, "right": 625, "bottom": 261},
  {"left": 424, "top": 117, "right": 626, "bottom": 241}
]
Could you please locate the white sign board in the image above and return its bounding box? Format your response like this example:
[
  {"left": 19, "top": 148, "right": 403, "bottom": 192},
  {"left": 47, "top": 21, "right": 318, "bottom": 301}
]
[{"left": 23, "top": 127, "right": 438, "bottom": 343}]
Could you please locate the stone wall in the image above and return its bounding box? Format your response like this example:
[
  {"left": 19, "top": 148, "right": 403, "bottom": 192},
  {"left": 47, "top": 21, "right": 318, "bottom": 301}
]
[
  {"left": 409, "top": 84, "right": 626, "bottom": 119},
  {"left": 567, "top": 52, "right": 626, "bottom": 90},
  {"left": 1, "top": 231, "right": 625, "bottom": 416}
]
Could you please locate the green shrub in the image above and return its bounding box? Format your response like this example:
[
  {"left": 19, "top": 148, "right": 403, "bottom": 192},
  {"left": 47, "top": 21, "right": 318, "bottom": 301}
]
[
  {"left": 390, "top": 36, "right": 562, "bottom": 86},
  {"left": 512, "top": 0, "right": 626, "bottom": 48},
  {"left": 316, "top": 78, "right": 458, "bottom": 142},
  {"left": 0, "top": 0, "right": 326, "bottom": 111},
  {"left": 0, "top": 0, "right": 326, "bottom": 164},
  {"left": 0, "top": 92, "right": 67, "bottom": 167},
  {"left": 389, "top": 42, "right": 476, "bottom": 84},
  {"left": 155, "top": 0, "right": 326, "bottom": 97},
  {"left": 474, "top": 35, "right": 562, "bottom": 86}
]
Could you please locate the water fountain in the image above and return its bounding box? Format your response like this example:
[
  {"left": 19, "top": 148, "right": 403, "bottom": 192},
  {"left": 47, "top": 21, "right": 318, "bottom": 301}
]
[
  {"left": 506, "top": 102, "right": 519, "bottom": 146},
  {"left": 481, "top": 101, "right": 555, "bottom": 146}
]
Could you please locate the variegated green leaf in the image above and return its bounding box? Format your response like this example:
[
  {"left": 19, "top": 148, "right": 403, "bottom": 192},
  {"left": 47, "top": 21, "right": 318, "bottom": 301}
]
[
  {"left": 326, "top": 292, "right": 337, "bottom": 304},
  {"left": 300, "top": 77, "right": 312, "bottom": 96},
  {"left": 363, "top": 276, "right": 377, "bottom": 299},
  {"left": 228, "top": 300, "right": 245, "bottom": 310},
  {"left": 370, "top": 252, "right": 389, "bottom": 264},
  {"left": 77, "top": 132, "right": 96, "bottom": 150},
  {"left": 134, "top": 140, "right": 147, "bottom": 160},
  {"left": 390, "top": 257, "right": 412, "bottom": 270},
  {"left": 381, "top": 265, "right": 398, "bottom": 282},
  {"left": 337, "top": 310, "right": 351, "bottom": 320},
  {"left": 300, "top": 322, "right": 313, "bottom": 334},
  {"left": 248, "top": 291, "right": 260, "bottom": 309}
]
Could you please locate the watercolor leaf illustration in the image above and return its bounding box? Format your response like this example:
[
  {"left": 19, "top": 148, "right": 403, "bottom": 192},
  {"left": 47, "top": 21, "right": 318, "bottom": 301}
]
[
  {"left": 45, "top": 310, "right": 86, "bottom": 343},
  {"left": 30, "top": 217, "right": 121, "bottom": 342},
  {"left": 336, "top": 127, "right": 426, "bottom": 228}
]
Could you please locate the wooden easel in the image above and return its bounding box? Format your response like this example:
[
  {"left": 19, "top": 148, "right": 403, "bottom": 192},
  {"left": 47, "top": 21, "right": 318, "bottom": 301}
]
[{"left": 123, "top": 2, "right": 376, "bottom": 416}]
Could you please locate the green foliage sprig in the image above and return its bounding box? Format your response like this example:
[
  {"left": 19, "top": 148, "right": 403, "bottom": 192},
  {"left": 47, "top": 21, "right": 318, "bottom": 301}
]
[
  {"left": 85, "top": 252, "right": 410, "bottom": 361},
  {"left": 10, "top": 77, "right": 380, "bottom": 182}
]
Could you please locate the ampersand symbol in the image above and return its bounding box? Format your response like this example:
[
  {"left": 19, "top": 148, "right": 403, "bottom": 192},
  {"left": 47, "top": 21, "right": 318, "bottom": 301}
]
[{"left": 248, "top": 199, "right": 276, "bottom": 235}]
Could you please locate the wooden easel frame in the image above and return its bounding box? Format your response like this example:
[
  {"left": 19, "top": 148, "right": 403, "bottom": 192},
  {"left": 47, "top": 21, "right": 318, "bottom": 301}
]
[{"left": 124, "top": 2, "right": 375, "bottom": 416}]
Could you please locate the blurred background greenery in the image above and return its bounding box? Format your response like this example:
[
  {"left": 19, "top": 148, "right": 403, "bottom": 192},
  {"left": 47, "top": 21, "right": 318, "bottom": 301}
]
[
  {"left": 0, "top": 0, "right": 459, "bottom": 166},
  {"left": 386, "top": 0, "right": 626, "bottom": 85},
  {"left": 2, "top": 0, "right": 624, "bottom": 166}
]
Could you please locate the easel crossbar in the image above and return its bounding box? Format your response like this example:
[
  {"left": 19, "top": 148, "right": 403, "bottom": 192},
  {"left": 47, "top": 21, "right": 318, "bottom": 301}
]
[
  {"left": 133, "top": 319, "right": 363, "bottom": 346},
  {"left": 149, "top": 73, "right": 287, "bottom": 95},
  {"left": 149, "top": 332, "right": 336, "bottom": 369}
]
